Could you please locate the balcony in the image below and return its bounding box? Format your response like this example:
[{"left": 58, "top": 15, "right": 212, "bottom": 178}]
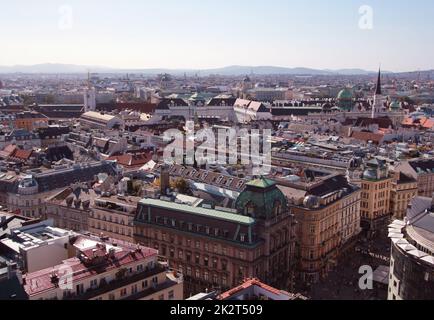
[{"left": 63, "top": 265, "right": 167, "bottom": 300}]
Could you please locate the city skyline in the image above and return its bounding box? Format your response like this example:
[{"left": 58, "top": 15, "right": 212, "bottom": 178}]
[{"left": 1, "top": 0, "right": 434, "bottom": 72}]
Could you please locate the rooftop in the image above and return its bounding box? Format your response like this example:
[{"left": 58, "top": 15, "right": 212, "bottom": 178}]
[
  {"left": 217, "top": 278, "right": 307, "bottom": 301},
  {"left": 139, "top": 198, "right": 255, "bottom": 225},
  {"left": 246, "top": 177, "right": 276, "bottom": 189},
  {"left": 23, "top": 237, "right": 158, "bottom": 297}
]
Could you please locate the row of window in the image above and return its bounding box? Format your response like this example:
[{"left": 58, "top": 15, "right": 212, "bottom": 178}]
[
  {"left": 90, "top": 222, "right": 132, "bottom": 237},
  {"left": 92, "top": 213, "right": 131, "bottom": 226},
  {"left": 158, "top": 245, "right": 230, "bottom": 269},
  {"left": 152, "top": 217, "right": 251, "bottom": 243}
]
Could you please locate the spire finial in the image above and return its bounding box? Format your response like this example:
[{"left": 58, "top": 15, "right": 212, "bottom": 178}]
[{"left": 87, "top": 70, "right": 91, "bottom": 89}]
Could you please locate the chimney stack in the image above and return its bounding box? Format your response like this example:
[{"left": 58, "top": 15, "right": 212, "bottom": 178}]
[
  {"left": 74, "top": 198, "right": 82, "bottom": 209},
  {"left": 160, "top": 164, "right": 170, "bottom": 196},
  {"left": 82, "top": 200, "right": 90, "bottom": 210},
  {"left": 66, "top": 196, "right": 74, "bottom": 208}
]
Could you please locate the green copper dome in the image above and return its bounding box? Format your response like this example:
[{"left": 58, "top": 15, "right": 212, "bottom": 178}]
[
  {"left": 336, "top": 88, "right": 354, "bottom": 111},
  {"left": 235, "top": 177, "right": 288, "bottom": 219},
  {"left": 189, "top": 92, "right": 205, "bottom": 101},
  {"left": 389, "top": 100, "right": 401, "bottom": 110},
  {"left": 337, "top": 88, "right": 353, "bottom": 100}
]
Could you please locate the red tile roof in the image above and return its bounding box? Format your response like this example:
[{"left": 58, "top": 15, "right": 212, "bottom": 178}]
[
  {"left": 402, "top": 117, "right": 434, "bottom": 129},
  {"left": 218, "top": 278, "right": 282, "bottom": 300},
  {"left": 23, "top": 240, "right": 158, "bottom": 297},
  {"left": 107, "top": 152, "right": 152, "bottom": 168},
  {"left": 350, "top": 131, "right": 384, "bottom": 144},
  {"left": 421, "top": 118, "right": 434, "bottom": 129},
  {"left": 0, "top": 144, "right": 17, "bottom": 158},
  {"left": 11, "top": 149, "right": 33, "bottom": 160}
]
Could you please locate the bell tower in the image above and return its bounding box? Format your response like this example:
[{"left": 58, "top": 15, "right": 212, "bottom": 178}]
[{"left": 84, "top": 71, "right": 96, "bottom": 112}]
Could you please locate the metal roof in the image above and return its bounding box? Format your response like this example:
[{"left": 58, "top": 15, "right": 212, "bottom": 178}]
[{"left": 139, "top": 198, "right": 255, "bottom": 225}]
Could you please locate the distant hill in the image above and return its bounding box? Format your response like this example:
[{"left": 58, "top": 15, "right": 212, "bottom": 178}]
[
  {"left": 0, "top": 63, "right": 400, "bottom": 75},
  {"left": 0, "top": 63, "right": 114, "bottom": 74}
]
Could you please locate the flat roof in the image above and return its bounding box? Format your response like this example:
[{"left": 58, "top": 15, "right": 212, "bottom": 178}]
[{"left": 139, "top": 198, "right": 255, "bottom": 225}]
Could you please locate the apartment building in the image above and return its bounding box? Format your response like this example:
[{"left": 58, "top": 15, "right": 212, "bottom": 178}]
[
  {"left": 277, "top": 172, "right": 361, "bottom": 283},
  {"left": 22, "top": 236, "right": 183, "bottom": 300},
  {"left": 46, "top": 186, "right": 139, "bottom": 243},
  {"left": 360, "top": 158, "right": 393, "bottom": 237},
  {"left": 13, "top": 111, "right": 48, "bottom": 131},
  {"left": 395, "top": 158, "right": 434, "bottom": 197},
  {"left": 390, "top": 171, "right": 418, "bottom": 219},
  {"left": 134, "top": 178, "right": 297, "bottom": 296},
  {"left": 3, "top": 161, "right": 120, "bottom": 220}
]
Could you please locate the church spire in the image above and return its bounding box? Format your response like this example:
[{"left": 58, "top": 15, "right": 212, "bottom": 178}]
[
  {"left": 375, "top": 68, "right": 382, "bottom": 95},
  {"left": 371, "top": 66, "right": 384, "bottom": 119}
]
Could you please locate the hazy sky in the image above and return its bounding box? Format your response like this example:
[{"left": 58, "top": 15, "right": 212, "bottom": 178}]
[{"left": 1, "top": 0, "right": 433, "bottom": 71}]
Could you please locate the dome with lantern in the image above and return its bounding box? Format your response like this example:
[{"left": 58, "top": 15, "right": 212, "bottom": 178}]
[
  {"left": 235, "top": 177, "right": 288, "bottom": 219},
  {"left": 389, "top": 100, "right": 401, "bottom": 111}
]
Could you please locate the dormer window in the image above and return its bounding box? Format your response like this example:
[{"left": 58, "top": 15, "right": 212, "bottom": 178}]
[{"left": 273, "top": 201, "right": 282, "bottom": 216}]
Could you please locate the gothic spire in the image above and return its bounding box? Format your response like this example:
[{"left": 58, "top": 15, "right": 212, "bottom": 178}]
[{"left": 375, "top": 68, "right": 382, "bottom": 95}]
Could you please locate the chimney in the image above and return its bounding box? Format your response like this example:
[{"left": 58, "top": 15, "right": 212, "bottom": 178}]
[
  {"left": 82, "top": 200, "right": 90, "bottom": 210},
  {"left": 74, "top": 198, "right": 82, "bottom": 209},
  {"left": 66, "top": 196, "right": 74, "bottom": 208},
  {"left": 160, "top": 164, "right": 170, "bottom": 196}
]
